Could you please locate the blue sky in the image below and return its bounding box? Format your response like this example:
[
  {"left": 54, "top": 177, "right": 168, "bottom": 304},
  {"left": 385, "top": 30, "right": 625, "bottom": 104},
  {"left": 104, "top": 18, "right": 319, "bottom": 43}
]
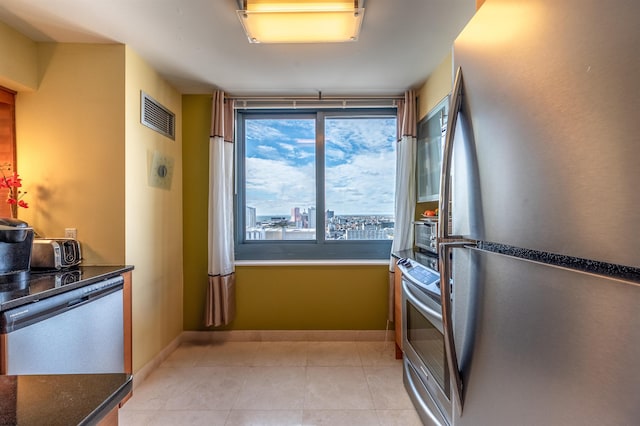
[{"left": 245, "top": 116, "right": 397, "bottom": 217}]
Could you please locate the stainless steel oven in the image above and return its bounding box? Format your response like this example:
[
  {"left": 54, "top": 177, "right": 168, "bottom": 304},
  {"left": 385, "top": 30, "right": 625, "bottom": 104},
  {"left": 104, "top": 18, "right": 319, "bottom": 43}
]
[{"left": 398, "top": 257, "right": 451, "bottom": 426}]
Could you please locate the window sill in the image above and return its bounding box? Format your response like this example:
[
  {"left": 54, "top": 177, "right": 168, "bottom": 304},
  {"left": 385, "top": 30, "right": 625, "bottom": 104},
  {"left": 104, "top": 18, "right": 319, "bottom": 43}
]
[{"left": 234, "top": 259, "right": 390, "bottom": 267}]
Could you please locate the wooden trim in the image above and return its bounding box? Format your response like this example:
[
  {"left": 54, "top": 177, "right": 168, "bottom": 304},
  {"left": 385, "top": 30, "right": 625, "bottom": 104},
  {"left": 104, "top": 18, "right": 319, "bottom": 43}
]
[
  {"left": 122, "top": 271, "right": 132, "bottom": 375},
  {"left": 96, "top": 404, "right": 119, "bottom": 426},
  {"left": 0, "top": 87, "right": 17, "bottom": 218},
  {"left": 0, "top": 86, "right": 16, "bottom": 96},
  {"left": 394, "top": 259, "right": 403, "bottom": 359},
  {"left": 120, "top": 270, "right": 133, "bottom": 406},
  {"left": 0, "top": 334, "right": 7, "bottom": 374}
]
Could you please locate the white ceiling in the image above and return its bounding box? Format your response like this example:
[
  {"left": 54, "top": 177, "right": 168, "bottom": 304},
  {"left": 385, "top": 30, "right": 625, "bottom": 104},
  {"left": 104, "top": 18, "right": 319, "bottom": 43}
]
[{"left": 0, "top": 0, "right": 475, "bottom": 96}]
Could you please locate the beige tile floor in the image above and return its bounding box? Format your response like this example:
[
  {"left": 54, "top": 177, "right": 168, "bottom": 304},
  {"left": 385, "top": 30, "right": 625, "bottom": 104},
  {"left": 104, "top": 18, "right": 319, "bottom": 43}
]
[{"left": 119, "top": 340, "right": 422, "bottom": 426}]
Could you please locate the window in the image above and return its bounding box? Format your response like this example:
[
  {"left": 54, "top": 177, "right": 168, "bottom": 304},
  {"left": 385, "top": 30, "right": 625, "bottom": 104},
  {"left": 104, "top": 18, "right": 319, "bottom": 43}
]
[{"left": 235, "top": 108, "right": 397, "bottom": 260}]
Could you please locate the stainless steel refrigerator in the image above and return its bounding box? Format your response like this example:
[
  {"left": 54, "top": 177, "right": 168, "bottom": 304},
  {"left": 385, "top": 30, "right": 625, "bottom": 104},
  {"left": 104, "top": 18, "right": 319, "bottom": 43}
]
[{"left": 437, "top": 0, "right": 640, "bottom": 425}]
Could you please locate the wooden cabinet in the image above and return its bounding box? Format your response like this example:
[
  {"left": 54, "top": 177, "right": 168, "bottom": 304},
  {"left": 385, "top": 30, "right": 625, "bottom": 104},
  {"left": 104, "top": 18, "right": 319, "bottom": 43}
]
[
  {"left": 120, "top": 270, "right": 133, "bottom": 407},
  {"left": 394, "top": 259, "right": 403, "bottom": 359},
  {"left": 0, "top": 87, "right": 17, "bottom": 218},
  {"left": 122, "top": 270, "right": 132, "bottom": 375}
]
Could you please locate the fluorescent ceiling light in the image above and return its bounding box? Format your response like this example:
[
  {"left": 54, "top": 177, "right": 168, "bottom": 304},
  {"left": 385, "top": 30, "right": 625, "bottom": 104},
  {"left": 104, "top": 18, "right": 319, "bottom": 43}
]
[{"left": 236, "top": 0, "right": 365, "bottom": 44}]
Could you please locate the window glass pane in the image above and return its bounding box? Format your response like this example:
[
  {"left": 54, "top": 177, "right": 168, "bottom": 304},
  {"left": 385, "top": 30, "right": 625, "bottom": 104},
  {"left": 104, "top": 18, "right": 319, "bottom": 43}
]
[
  {"left": 324, "top": 117, "right": 396, "bottom": 240},
  {"left": 245, "top": 118, "right": 316, "bottom": 241}
]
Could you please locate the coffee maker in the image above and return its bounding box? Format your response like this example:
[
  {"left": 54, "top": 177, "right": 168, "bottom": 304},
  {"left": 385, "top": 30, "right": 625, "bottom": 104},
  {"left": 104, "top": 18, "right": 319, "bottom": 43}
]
[{"left": 0, "top": 218, "right": 34, "bottom": 276}]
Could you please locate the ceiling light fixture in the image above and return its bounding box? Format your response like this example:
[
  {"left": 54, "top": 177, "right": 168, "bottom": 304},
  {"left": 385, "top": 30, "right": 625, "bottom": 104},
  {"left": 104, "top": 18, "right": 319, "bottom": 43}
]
[{"left": 236, "top": 0, "right": 365, "bottom": 44}]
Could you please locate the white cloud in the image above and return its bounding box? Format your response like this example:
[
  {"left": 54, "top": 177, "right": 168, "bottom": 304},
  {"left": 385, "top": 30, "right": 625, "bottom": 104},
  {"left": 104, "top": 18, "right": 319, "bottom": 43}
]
[
  {"left": 256, "top": 144, "right": 278, "bottom": 156},
  {"left": 325, "top": 148, "right": 396, "bottom": 215},
  {"left": 246, "top": 157, "right": 315, "bottom": 215},
  {"left": 245, "top": 116, "right": 396, "bottom": 216}
]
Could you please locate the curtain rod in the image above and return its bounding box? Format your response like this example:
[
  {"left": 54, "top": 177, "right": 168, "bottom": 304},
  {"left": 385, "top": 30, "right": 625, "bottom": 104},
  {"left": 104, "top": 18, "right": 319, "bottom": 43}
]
[
  {"left": 228, "top": 95, "right": 403, "bottom": 100},
  {"left": 229, "top": 95, "right": 403, "bottom": 110}
]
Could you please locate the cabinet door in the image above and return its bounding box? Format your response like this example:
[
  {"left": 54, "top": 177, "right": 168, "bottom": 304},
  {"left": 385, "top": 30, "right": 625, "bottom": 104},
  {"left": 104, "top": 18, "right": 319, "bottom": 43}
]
[
  {"left": 394, "top": 259, "right": 403, "bottom": 359},
  {"left": 417, "top": 97, "right": 448, "bottom": 202},
  {"left": 0, "top": 88, "right": 17, "bottom": 218}
]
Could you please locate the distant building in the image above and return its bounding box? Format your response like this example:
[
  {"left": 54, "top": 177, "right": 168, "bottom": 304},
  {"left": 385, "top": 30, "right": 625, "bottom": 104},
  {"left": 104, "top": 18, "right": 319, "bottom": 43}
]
[
  {"left": 346, "top": 228, "right": 393, "bottom": 240},
  {"left": 291, "top": 207, "right": 302, "bottom": 228},
  {"left": 308, "top": 207, "right": 316, "bottom": 229},
  {"left": 246, "top": 206, "right": 256, "bottom": 228}
]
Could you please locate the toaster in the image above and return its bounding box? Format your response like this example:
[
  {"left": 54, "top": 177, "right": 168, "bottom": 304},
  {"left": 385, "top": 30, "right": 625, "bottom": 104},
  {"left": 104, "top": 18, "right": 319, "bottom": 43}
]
[
  {"left": 31, "top": 238, "right": 82, "bottom": 270},
  {"left": 414, "top": 218, "right": 439, "bottom": 254}
]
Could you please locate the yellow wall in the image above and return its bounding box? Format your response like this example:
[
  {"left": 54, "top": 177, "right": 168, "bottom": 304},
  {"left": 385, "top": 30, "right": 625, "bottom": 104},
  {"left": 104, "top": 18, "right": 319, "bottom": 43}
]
[
  {"left": 0, "top": 21, "right": 37, "bottom": 91},
  {"left": 182, "top": 95, "right": 390, "bottom": 331},
  {"left": 414, "top": 0, "right": 481, "bottom": 122},
  {"left": 227, "top": 265, "right": 389, "bottom": 330},
  {"left": 417, "top": 52, "right": 453, "bottom": 121},
  {"left": 15, "top": 43, "right": 126, "bottom": 264},
  {"left": 4, "top": 37, "right": 184, "bottom": 374},
  {"left": 415, "top": 53, "right": 454, "bottom": 214},
  {"left": 182, "top": 95, "right": 210, "bottom": 329},
  {"left": 125, "top": 47, "right": 183, "bottom": 372}
]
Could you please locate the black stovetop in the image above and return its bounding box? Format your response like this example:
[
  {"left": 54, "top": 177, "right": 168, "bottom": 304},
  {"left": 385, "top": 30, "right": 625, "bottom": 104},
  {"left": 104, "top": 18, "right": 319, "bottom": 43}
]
[{"left": 0, "top": 265, "right": 133, "bottom": 312}]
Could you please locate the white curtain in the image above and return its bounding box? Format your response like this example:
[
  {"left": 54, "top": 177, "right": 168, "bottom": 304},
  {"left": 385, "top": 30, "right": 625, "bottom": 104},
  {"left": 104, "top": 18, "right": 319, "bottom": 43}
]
[
  {"left": 388, "top": 90, "right": 417, "bottom": 321},
  {"left": 206, "top": 91, "right": 236, "bottom": 327}
]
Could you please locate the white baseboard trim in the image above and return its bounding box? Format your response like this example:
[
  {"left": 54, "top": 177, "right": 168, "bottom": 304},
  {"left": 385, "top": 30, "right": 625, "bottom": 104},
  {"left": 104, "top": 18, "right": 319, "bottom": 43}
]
[{"left": 181, "top": 329, "right": 395, "bottom": 343}]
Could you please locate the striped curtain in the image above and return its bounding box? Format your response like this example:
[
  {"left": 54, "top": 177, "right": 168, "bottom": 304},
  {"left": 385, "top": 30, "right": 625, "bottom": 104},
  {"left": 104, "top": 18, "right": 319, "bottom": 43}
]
[
  {"left": 388, "top": 90, "right": 417, "bottom": 321},
  {"left": 206, "top": 90, "right": 236, "bottom": 327}
]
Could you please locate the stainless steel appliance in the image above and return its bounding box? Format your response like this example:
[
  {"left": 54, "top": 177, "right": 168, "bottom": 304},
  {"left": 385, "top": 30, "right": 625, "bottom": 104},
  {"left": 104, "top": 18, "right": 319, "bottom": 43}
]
[
  {"left": 31, "top": 238, "right": 82, "bottom": 270},
  {"left": 432, "top": 1, "right": 640, "bottom": 425},
  {"left": 0, "top": 219, "right": 33, "bottom": 276},
  {"left": 414, "top": 250, "right": 438, "bottom": 271},
  {"left": 414, "top": 218, "right": 438, "bottom": 255},
  {"left": 397, "top": 257, "right": 448, "bottom": 426},
  {"left": 0, "top": 275, "right": 124, "bottom": 375}
]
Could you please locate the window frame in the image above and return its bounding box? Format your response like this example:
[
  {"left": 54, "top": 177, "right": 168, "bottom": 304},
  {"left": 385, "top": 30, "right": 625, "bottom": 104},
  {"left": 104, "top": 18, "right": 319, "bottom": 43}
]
[{"left": 235, "top": 107, "right": 397, "bottom": 260}]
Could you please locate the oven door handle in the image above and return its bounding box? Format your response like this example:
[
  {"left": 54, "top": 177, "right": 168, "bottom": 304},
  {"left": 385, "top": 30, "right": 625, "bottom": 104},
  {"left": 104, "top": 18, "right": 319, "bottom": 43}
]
[
  {"left": 401, "top": 280, "right": 443, "bottom": 324},
  {"left": 439, "top": 240, "right": 470, "bottom": 415}
]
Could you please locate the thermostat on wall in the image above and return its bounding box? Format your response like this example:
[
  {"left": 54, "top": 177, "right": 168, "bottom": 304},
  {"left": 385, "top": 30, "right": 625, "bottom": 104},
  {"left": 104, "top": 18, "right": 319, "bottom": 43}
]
[{"left": 148, "top": 150, "right": 174, "bottom": 190}]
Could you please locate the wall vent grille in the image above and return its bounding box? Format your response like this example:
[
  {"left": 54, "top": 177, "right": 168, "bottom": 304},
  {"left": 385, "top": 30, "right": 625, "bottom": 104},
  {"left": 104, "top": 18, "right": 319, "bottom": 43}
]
[{"left": 141, "top": 91, "right": 175, "bottom": 140}]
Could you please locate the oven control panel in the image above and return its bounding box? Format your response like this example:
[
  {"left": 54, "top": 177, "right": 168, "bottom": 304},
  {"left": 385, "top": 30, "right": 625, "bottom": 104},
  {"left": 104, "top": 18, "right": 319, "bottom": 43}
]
[{"left": 397, "top": 257, "right": 440, "bottom": 298}]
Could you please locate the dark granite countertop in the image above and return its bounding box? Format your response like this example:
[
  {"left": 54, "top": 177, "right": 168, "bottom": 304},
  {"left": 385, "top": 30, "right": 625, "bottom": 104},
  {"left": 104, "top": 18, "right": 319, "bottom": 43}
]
[
  {"left": 0, "top": 265, "right": 134, "bottom": 312},
  {"left": 478, "top": 242, "right": 640, "bottom": 283},
  {"left": 397, "top": 243, "right": 640, "bottom": 282},
  {"left": 0, "top": 373, "right": 132, "bottom": 426}
]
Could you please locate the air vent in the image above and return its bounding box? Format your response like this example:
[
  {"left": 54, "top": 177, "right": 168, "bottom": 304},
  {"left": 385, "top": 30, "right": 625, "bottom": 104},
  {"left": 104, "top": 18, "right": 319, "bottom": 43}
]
[{"left": 140, "top": 91, "right": 175, "bottom": 140}]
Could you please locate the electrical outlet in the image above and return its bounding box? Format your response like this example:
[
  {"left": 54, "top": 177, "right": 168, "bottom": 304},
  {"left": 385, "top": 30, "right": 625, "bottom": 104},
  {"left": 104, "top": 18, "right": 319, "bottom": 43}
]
[{"left": 65, "top": 228, "right": 77, "bottom": 239}]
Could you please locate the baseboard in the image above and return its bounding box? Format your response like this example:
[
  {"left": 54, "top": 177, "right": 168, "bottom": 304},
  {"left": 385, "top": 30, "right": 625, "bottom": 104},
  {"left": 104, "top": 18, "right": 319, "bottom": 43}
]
[
  {"left": 131, "top": 333, "right": 182, "bottom": 390},
  {"left": 181, "top": 329, "right": 396, "bottom": 343}
]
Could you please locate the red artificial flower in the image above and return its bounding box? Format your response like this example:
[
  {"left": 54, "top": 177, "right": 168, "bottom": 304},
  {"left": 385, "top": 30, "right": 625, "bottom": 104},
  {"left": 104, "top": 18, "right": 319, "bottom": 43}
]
[
  {"left": 6, "top": 173, "right": 21, "bottom": 187},
  {"left": 1, "top": 165, "right": 29, "bottom": 213}
]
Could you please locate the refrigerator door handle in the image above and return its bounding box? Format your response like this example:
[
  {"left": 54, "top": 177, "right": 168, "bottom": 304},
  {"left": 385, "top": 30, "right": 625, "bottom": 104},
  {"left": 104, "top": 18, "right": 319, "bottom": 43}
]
[
  {"left": 439, "top": 240, "right": 471, "bottom": 414},
  {"left": 439, "top": 66, "right": 464, "bottom": 241}
]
